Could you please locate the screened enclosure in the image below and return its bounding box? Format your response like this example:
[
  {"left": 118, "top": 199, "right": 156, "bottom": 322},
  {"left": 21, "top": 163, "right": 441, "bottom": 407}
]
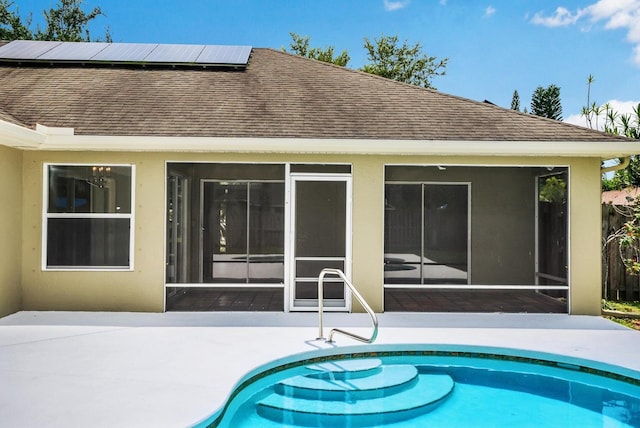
[
  {"left": 165, "top": 163, "right": 285, "bottom": 311},
  {"left": 384, "top": 165, "right": 568, "bottom": 313},
  {"left": 164, "top": 162, "right": 569, "bottom": 313}
]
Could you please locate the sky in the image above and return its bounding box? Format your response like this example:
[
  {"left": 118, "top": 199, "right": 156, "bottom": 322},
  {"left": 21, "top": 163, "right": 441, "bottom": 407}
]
[{"left": 10, "top": 0, "right": 640, "bottom": 129}]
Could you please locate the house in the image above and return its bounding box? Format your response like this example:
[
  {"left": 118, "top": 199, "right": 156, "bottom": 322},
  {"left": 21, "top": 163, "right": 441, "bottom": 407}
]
[
  {"left": 1, "top": 40, "right": 639, "bottom": 318},
  {"left": 602, "top": 187, "right": 640, "bottom": 205}
]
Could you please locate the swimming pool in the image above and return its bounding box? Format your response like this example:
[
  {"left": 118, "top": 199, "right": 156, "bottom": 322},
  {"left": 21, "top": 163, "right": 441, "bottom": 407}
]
[{"left": 195, "top": 345, "right": 640, "bottom": 427}]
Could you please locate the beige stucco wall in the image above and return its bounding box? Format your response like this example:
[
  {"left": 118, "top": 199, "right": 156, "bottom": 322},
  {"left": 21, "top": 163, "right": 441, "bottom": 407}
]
[
  {"left": 567, "top": 157, "right": 603, "bottom": 315},
  {"left": 18, "top": 151, "right": 603, "bottom": 315},
  {"left": 21, "top": 152, "right": 165, "bottom": 312},
  {"left": 0, "top": 145, "right": 23, "bottom": 317}
]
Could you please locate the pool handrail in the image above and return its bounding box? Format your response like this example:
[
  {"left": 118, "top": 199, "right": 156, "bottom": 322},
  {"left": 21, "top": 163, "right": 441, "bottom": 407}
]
[{"left": 317, "top": 268, "right": 378, "bottom": 344}]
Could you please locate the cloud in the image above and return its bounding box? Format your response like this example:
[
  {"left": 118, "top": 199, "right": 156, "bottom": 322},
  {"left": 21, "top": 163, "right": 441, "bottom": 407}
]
[
  {"left": 531, "top": 1, "right": 640, "bottom": 65},
  {"left": 485, "top": 6, "right": 496, "bottom": 17},
  {"left": 565, "top": 99, "right": 640, "bottom": 130},
  {"left": 383, "top": 0, "right": 410, "bottom": 11},
  {"left": 531, "top": 7, "right": 583, "bottom": 27}
]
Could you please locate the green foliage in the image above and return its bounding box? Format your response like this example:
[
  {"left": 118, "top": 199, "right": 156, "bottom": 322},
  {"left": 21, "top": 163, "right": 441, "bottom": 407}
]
[
  {"left": 285, "top": 32, "right": 349, "bottom": 66},
  {"left": 510, "top": 90, "right": 520, "bottom": 111},
  {"left": 360, "top": 34, "right": 447, "bottom": 89},
  {"left": 581, "top": 76, "right": 640, "bottom": 190},
  {"left": 602, "top": 299, "right": 640, "bottom": 313},
  {"left": 602, "top": 175, "right": 622, "bottom": 191},
  {"left": 0, "top": 0, "right": 32, "bottom": 39},
  {"left": 584, "top": 102, "right": 640, "bottom": 140},
  {"left": 618, "top": 201, "right": 640, "bottom": 275},
  {"left": 0, "top": 0, "right": 110, "bottom": 42},
  {"left": 530, "top": 84, "right": 563, "bottom": 120},
  {"left": 539, "top": 176, "right": 566, "bottom": 204}
]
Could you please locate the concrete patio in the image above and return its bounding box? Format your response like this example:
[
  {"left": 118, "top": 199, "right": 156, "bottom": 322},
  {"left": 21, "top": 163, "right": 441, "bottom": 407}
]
[{"left": 1, "top": 311, "right": 639, "bottom": 427}]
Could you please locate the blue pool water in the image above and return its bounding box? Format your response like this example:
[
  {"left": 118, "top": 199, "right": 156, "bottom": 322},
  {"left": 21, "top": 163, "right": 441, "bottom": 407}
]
[{"left": 197, "top": 347, "right": 640, "bottom": 428}]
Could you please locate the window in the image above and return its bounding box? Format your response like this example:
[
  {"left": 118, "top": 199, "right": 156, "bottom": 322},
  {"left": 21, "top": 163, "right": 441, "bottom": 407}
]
[
  {"left": 384, "top": 182, "right": 469, "bottom": 285},
  {"left": 43, "top": 164, "right": 134, "bottom": 270}
]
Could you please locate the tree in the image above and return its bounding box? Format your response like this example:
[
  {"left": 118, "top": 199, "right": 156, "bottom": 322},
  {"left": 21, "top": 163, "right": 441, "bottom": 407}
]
[
  {"left": 600, "top": 102, "right": 640, "bottom": 190},
  {"left": 360, "top": 34, "right": 447, "bottom": 89},
  {"left": 510, "top": 90, "right": 520, "bottom": 112},
  {"left": 530, "top": 84, "right": 563, "bottom": 120},
  {"left": 0, "top": 0, "right": 110, "bottom": 42},
  {"left": 285, "top": 32, "right": 349, "bottom": 66},
  {"left": 582, "top": 77, "right": 640, "bottom": 285},
  {"left": 539, "top": 176, "right": 566, "bottom": 204},
  {"left": 0, "top": 0, "right": 32, "bottom": 39},
  {"left": 581, "top": 76, "right": 640, "bottom": 189}
]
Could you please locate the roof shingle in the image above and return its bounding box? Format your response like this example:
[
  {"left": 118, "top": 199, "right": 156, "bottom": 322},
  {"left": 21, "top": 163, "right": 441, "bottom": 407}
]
[{"left": 0, "top": 47, "right": 629, "bottom": 141}]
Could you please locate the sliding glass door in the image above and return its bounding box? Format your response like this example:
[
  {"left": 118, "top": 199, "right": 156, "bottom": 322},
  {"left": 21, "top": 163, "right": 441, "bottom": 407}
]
[
  {"left": 384, "top": 183, "right": 470, "bottom": 285},
  {"left": 201, "top": 181, "right": 285, "bottom": 284}
]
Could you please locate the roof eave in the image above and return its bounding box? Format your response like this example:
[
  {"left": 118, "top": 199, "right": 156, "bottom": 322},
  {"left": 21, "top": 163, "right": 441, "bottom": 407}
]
[
  {"left": 30, "top": 134, "right": 640, "bottom": 159},
  {"left": 0, "top": 120, "right": 45, "bottom": 149},
  {"left": 1, "top": 123, "right": 639, "bottom": 159}
]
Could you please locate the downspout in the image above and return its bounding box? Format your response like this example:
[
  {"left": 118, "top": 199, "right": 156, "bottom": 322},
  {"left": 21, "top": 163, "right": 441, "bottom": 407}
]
[{"left": 601, "top": 157, "right": 630, "bottom": 175}]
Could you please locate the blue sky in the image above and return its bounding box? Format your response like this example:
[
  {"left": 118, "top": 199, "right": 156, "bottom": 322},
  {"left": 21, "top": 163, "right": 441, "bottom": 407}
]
[{"left": 11, "top": 0, "right": 640, "bottom": 127}]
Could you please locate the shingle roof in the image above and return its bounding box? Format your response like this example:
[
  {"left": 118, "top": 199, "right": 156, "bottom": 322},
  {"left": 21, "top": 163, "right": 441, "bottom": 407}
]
[
  {"left": 0, "top": 47, "right": 628, "bottom": 141},
  {"left": 0, "top": 107, "right": 26, "bottom": 127}
]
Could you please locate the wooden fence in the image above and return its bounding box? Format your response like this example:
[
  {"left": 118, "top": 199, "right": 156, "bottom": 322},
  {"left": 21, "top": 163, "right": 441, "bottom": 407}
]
[{"left": 602, "top": 204, "right": 640, "bottom": 301}]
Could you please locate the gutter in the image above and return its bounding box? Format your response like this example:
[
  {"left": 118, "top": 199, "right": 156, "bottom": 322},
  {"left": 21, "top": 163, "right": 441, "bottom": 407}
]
[{"left": 601, "top": 157, "right": 630, "bottom": 174}]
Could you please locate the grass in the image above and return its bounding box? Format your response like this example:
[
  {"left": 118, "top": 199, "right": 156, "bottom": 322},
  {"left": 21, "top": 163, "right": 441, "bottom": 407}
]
[
  {"left": 603, "top": 300, "right": 640, "bottom": 312},
  {"left": 602, "top": 300, "right": 640, "bottom": 330}
]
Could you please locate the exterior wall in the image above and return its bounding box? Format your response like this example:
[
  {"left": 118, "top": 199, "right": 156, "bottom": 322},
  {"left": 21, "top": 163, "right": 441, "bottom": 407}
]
[
  {"left": 568, "top": 157, "right": 602, "bottom": 315},
  {"left": 0, "top": 145, "right": 22, "bottom": 316},
  {"left": 21, "top": 151, "right": 165, "bottom": 312},
  {"left": 351, "top": 157, "right": 384, "bottom": 311},
  {"left": 18, "top": 150, "right": 602, "bottom": 315}
]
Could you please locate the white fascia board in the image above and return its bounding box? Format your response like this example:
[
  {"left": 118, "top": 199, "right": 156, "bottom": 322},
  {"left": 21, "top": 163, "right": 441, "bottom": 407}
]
[
  {"left": 5, "top": 130, "right": 640, "bottom": 159},
  {"left": 35, "top": 123, "right": 75, "bottom": 136},
  {"left": 39, "top": 135, "right": 640, "bottom": 159},
  {"left": 0, "top": 120, "right": 46, "bottom": 149}
]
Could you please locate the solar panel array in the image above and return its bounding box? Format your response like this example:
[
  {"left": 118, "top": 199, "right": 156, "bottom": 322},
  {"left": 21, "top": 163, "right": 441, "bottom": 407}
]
[{"left": 0, "top": 40, "right": 252, "bottom": 67}]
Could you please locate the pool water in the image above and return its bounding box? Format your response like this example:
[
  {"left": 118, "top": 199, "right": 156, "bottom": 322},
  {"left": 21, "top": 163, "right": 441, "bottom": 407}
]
[{"left": 202, "top": 351, "right": 640, "bottom": 428}]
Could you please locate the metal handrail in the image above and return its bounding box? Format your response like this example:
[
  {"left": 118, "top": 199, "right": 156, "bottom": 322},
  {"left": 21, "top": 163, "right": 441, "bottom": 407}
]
[{"left": 316, "top": 268, "right": 378, "bottom": 344}]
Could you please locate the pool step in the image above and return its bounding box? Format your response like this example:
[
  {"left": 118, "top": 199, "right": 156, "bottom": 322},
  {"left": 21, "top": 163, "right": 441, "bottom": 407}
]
[
  {"left": 257, "top": 359, "right": 454, "bottom": 426},
  {"left": 276, "top": 364, "right": 419, "bottom": 400},
  {"left": 305, "top": 358, "right": 383, "bottom": 380}
]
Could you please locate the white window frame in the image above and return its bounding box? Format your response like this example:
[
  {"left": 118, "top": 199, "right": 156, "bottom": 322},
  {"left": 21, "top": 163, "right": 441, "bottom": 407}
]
[{"left": 42, "top": 163, "right": 135, "bottom": 271}]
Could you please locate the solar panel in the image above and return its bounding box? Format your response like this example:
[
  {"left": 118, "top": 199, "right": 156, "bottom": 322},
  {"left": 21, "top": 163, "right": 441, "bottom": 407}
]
[
  {"left": 144, "top": 44, "right": 205, "bottom": 64},
  {"left": 38, "top": 41, "right": 109, "bottom": 61},
  {"left": 196, "top": 45, "right": 252, "bottom": 65},
  {"left": 0, "top": 40, "right": 61, "bottom": 59},
  {"left": 91, "top": 43, "right": 157, "bottom": 62},
  {"left": 0, "top": 40, "right": 252, "bottom": 67}
]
